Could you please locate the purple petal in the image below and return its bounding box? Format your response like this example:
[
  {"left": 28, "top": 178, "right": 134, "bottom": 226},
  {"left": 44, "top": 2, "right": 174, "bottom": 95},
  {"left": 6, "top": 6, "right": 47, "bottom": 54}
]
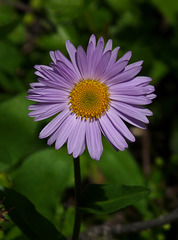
[
  {"left": 147, "top": 93, "right": 157, "bottom": 99},
  {"left": 125, "top": 60, "right": 143, "bottom": 71},
  {"left": 116, "top": 111, "right": 146, "bottom": 129},
  {"left": 86, "top": 120, "right": 103, "bottom": 160},
  {"left": 109, "top": 85, "right": 150, "bottom": 96},
  {"left": 104, "top": 39, "right": 113, "bottom": 53},
  {"left": 40, "top": 68, "right": 72, "bottom": 89},
  {"left": 86, "top": 41, "right": 95, "bottom": 78},
  {"left": 102, "top": 60, "right": 128, "bottom": 82},
  {"left": 108, "top": 66, "right": 142, "bottom": 85},
  {"left": 106, "top": 47, "right": 120, "bottom": 71},
  {"left": 117, "top": 51, "right": 132, "bottom": 63},
  {"left": 89, "top": 34, "right": 96, "bottom": 47},
  {"left": 95, "top": 51, "right": 111, "bottom": 78},
  {"left": 66, "top": 40, "right": 82, "bottom": 79},
  {"left": 76, "top": 46, "right": 88, "bottom": 79},
  {"left": 111, "top": 101, "right": 149, "bottom": 123},
  {"left": 107, "top": 107, "right": 135, "bottom": 142},
  {"left": 34, "top": 103, "right": 67, "bottom": 121},
  {"left": 51, "top": 61, "right": 78, "bottom": 84},
  {"left": 99, "top": 114, "right": 128, "bottom": 151},
  {"left": 90, "top": 41, "right": 104, "bottom": 79},
  {"left": 39, "top": 108, "right": 70, "bottom": 139},
  {"left": 55, "top": 114, "right": 76, "bottom": 149},
  {"left": 67, "top": 117, "right": 86, "bottom": 158},
  {"left": 110, "top": 94, "right": 152, "bottom": 105}
]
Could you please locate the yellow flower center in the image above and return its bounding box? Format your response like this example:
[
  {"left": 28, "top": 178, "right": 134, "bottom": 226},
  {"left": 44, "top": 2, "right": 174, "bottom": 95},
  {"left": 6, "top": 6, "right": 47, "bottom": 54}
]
[{"left": 69, "top": 79, "right": 110, "bottom": 120}]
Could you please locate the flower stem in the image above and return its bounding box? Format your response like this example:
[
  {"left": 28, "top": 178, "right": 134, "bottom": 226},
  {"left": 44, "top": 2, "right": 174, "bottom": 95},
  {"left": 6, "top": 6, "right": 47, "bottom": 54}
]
[{"left": 72, "top": 156, "right": 82, "bottom": 240}]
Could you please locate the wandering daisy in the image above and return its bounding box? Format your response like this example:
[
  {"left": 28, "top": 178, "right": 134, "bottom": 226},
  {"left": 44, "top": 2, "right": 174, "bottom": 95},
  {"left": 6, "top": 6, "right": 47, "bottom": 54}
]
[{"left": 27, "top": 34, "right": 156, "bottom": 160}]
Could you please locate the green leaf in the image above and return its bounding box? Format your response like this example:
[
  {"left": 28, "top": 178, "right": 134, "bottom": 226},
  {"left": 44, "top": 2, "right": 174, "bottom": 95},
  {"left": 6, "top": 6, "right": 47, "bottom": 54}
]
[
  {"left": 0, "top": 186, "right": 67, "bottom": 240},
  {"left": 0, "top": 93, "right": 43, "bottom": 167},
  {"left": 79, "top": 183, "right": 150, "bottom": 214},
  {"left": 98, "top": 138, "right": 144, "bottom": 185},
  {"left": 11, "top": 148, "right": 73, "bottom": 221}
]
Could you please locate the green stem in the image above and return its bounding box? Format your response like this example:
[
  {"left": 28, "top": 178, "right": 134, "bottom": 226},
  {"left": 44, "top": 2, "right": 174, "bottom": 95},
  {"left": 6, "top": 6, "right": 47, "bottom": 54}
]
[{"left": 72, "top": 156, "right": 82, "bottom": 240}]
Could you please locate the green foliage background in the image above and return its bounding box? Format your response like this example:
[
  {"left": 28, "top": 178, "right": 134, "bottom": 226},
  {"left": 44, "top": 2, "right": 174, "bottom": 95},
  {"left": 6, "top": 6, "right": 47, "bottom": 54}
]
[{"left": 0, "top": 0, "right": 178, "bottom": 239}]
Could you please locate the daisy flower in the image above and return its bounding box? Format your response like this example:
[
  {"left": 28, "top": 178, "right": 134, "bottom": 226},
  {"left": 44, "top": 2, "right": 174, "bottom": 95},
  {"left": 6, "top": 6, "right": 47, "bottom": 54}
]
[{"left": 27, "top": 34, "right": 156, "bottom": 160}]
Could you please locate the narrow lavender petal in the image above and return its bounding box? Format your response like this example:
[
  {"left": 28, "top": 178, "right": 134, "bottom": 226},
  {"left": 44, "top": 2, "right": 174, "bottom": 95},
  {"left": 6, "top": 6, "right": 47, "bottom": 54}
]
[
  {"left": 97, "top": 36, "right": 104, "bottom": 46},
  {"left": 65, "top": 40, "right": 82, "bottom": 79},
  {"left": 28, "top": 87, "right": 68, "bottom": 95},
  {"left": 28, "top": 103, "right": 65, "bottom": 118},
  {"left": 132, "top": 105, "right": 153, "bottom": 116},
  {"left": 27, "top": 89, "right": 68, "bottom": 103},
  {"left": 104, "top": 39, "right": 113, "bottom": 53},
  {"left": 28, "top": 103, "right": 54, "bottom": 116},
  {"left": 86, "top": 41, "right": 95, "bottom": 78},
  {"left": 30, "top": 82, "right": 44, "bottom": 88},
  {"left": 40, "top": 67, "right": 71, "bottom": 86},
  {"left": 35, "top": 71, "right": 47, "bottom": 79},
  {"left": 39, "top": 108, "right": 70, "bottom": 139},
  {"left": 108, "top": 66, "right": 142, "bottom": 85},
  {"left": 102, "top": 60, "right": 128, "bottom": 83},
  {"left": 111, "top": 101, "right": 149, "bottom": 123},
  {"left": 90, "top": 41, "right": 104, "bottom": 79},
  {"left": 76, "top": 46, "right": 88, "bottom": 79},
  {"left": 107, "top": 107, "right": 135, "bottom": 142},
  {"left": 99, "top": 114, "right": 128, "bottom": 151},
  {"left": 35, "top": 65, "right": 52, "bottom": 71},
  {"left": 145, "top": 85, "right": 155, "bottom": 94},
  {"left": 117, "top": 51, "right": 132, "bottom": 63},
  {"left": 106, "top": 47, "right": 120, "bottom": 71},
  {"left": 128, "top": 76, "right": 152, "bottom": 86},
  {"left": 34, "top": 103, "right": 67, "bottom": 121},
  {"left": 55, "top": 114, "right": 76, "bottom": 149},
  {"left": 86, "top": 120, "right": 103, "bottom": 161},
  {"left": 110, "top": 77, "right": 152, "bottom": 90},
  {"left": 67, "top": 116, "right": 80, "bottom": 154},
  {"left": 116, "top": 111, "right": 146, "bottom": 129},
  {"left": 67, "top": 118, "right": 86, "bottom": 158},
  {"left": 53, "top": 60, "right": 78, "bottom": 84},
  {"left": 89, "top": 34, "right": 96, "bottom": 47},
  {"left": 37, "top": 77, "right": 71, "bottom": 91},
  {"left": 54, "top": 50, "right": 77, "bottom": 73},
  {"left": 110, "top": 94, "right": 152, "bottom": 105},
  {"left": 109, "top": 85, "right": 149, "bottom": 95},
  {"left": 147, "top": 93, "right": 157, "bottom": 99},
  {"left": 125, "top": 60, "right": 143, "bottom": 71},
  {"left": 49, "top": 51, "right": 56, "bottom": 63},
  {"left": 95, "top": 51, "right": 111, "bottom": 79}
]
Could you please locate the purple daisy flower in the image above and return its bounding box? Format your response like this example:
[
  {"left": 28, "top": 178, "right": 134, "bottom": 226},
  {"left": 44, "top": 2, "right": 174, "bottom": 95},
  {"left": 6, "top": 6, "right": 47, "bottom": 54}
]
[{"left": 27, "top": 34, "right": 156, "bottom": 161}]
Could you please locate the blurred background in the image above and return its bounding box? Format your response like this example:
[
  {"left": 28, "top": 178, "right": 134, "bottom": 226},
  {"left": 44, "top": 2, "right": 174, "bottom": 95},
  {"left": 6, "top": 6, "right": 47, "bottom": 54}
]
[{"left": 0, "top": 0, "right": 178, "bottom": 239}]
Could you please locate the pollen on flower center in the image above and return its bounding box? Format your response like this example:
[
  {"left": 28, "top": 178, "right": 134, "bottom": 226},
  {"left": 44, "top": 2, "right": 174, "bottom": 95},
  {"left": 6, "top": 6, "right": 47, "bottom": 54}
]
[{"left": 69, "top": 79, "right": 110, "bottom": 120}]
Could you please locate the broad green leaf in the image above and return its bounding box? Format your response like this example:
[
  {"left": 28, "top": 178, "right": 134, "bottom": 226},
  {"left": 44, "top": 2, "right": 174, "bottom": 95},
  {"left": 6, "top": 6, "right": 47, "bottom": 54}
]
[
  {"left": 0, "top": 186, "right": 67, "bottom": 240},
  {"left": 79, "top": 183, "right": 150, "bottom": 214},
  {"left": 98, "top": 138, "right": 144, "bottom": 185},
  {"left": 11, "top": 148, "right": 73, "bottom": 221},
  {"left": 96, "top": 138, "right": 151, "bottom": 217},
  {"left": 0, "top": 93, "right": 43, "bottom": 167}
]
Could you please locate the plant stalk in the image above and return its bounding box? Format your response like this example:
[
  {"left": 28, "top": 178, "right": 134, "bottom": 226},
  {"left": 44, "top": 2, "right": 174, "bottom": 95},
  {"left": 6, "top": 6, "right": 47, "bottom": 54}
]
[{"left": 72, "top": 156, "right": 82, "bottom": 240}]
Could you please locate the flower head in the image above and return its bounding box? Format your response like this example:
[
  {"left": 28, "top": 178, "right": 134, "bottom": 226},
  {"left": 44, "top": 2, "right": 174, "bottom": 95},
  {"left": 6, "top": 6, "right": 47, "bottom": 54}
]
[{"left": 27, "top": 34, "right": 156, "bottom": 160}]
